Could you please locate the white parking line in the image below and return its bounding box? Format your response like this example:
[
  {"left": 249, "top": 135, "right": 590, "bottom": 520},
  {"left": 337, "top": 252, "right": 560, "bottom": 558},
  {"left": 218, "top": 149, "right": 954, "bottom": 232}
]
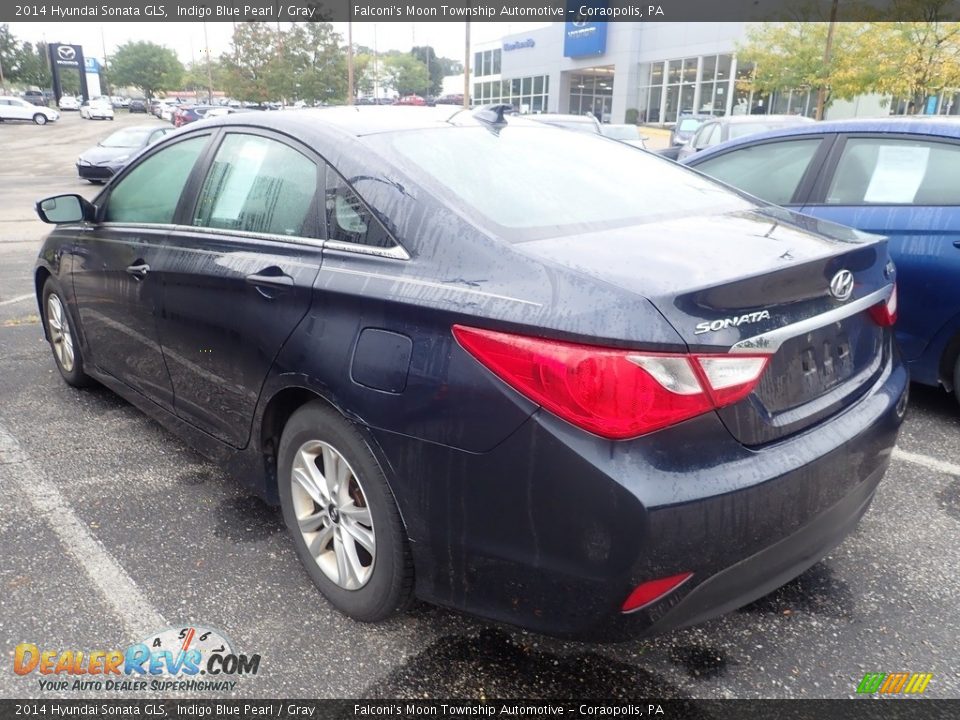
[
  {"left": 0, "top": 425, "right": 166, "bottom": 638},
  {"left": 892, "top": 447, "right": 960, "bottom": 477},
  {"left": 0, "top": 293, "right": 33, "bottom": 307}
]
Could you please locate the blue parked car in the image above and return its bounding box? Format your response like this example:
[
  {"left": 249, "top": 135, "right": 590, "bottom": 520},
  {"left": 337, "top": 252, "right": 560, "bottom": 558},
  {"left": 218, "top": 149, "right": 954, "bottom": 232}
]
[{"left": 683, "top": 117, "right": 960, "bottom": 403}]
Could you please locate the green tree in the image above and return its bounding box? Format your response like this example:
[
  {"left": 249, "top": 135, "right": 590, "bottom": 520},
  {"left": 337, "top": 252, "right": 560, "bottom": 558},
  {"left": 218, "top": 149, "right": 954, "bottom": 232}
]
[
  {"left": 285, "top": 22, "right": 348, "bottom": 103},
  {"left": 383, "top": 53, "right": 430, "bottom": 96},
  {"left": 221, "top": 22, "right": 279, "bottom": 102},
  {"left": 109, "top": 41, "right": 183, "bottom": 98},
  {"left": 0, "top": 24, "right": 20, "bottom": 89},
  {"left": 736, "top": 22, "right": 865, "bottom": 113},
  {"left": 851, "top": 20, "right": 960, "bottom": 113},
  {"left": 15, "top": 42, "right": 51, "bottom": 88},
  {"left": 411, "top": 46, "right": 462, "bottom": 96}
]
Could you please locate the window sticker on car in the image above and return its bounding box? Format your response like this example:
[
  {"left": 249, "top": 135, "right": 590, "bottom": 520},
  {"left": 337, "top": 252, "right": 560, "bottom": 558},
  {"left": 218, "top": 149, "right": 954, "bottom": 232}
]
[{"left": 864, "top": 145, "right": 930, "bottom": 203}]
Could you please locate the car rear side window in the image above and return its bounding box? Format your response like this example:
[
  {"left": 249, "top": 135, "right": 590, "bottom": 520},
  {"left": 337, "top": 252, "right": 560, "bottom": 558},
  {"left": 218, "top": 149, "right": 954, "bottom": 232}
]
[
  {"left": 193, "top": 133, "right": 319, "bottom": 238},
  {"left": 325, "top": 173, "right": 396, "bottom": 248},
  {"left": 105, "top": 136, "right": 208, "bottom": 224},
  {"left": 694, "top": 138, "right": 822, "bottom": 205},
  {"left": 825, "top": 137, "right": 960, "bottom": 205}
]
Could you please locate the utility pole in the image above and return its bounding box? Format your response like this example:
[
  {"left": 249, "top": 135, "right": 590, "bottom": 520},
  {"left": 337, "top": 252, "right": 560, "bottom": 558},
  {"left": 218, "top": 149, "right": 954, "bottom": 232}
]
[
  {"left": 100, "top": 26, "right": 111, "bottom": 97},
  {"left": 203, "top": 21, "right": 214, "bottom": 104},
  {"left": 463, "top": 21, "right": 470, "bottom": 109},
  {"left": 815, "top": 0, "right": 839, "bottom": 121},
  {"left": 373, "top": 23, "right": 379, "bottom": 100},
  {"left": 0, "top": 56, "right": 6, "bottom": 94},
  {"left": 347, "top": 18, "right": 355, "bottom": 105}
]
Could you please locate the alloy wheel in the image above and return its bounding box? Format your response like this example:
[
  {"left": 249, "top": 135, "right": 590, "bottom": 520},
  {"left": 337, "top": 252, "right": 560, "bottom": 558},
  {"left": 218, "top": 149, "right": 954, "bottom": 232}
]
[
  {"left": 46, "top": 294, "right": 75, "bottom": 372},
  {"left": 290, "top": 440, "right": 376, "bottom": 590}
]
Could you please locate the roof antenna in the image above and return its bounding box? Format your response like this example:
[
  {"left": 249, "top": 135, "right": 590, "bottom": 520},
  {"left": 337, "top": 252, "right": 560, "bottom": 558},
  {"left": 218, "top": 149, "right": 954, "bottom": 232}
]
[{"left": 473, "top": 103, "right": 515, "bottom": 127}]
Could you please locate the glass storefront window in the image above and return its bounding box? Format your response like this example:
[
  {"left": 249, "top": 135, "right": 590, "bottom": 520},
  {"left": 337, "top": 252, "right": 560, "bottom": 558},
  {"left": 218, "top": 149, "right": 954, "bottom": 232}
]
[
  {"left": 702, "top": 56, "right": 717, "bottom": 83},
  {"left": 493, "top": 49, "right": 501, "bottom": 75}
]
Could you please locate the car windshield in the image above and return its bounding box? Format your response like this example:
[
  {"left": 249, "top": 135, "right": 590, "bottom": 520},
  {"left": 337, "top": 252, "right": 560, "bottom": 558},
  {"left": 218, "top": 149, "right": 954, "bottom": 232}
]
[
  {"left": 602, "top": 125, "right": 641, "bottom": 140},
  {"left": 100, "top": 128, "right": 152, "bottom": 148},
  {"left": 677, "top": 118, "right": 703, "bottom": 132},
  {"left": 368, "top": 125, "right": 749, "bottom": 240},
  {"left": 541, "top": 119, "right": 599, "bottom": 134}
]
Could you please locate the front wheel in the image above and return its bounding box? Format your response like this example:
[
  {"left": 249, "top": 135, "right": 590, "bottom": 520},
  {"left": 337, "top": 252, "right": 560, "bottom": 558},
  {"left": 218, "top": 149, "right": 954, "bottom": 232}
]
[
  {"left": 42, "top": 281, "right": 92, "bottom": 387},
  {"left": 278, "top": 401, "right": 413, "bottom": 622},
  {"left": 33, "top": 113, "right": 47, "bottom": 125}
]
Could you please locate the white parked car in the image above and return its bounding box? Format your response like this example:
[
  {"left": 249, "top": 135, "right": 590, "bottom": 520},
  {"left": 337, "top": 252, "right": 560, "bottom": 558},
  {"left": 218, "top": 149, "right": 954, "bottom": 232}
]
[
  {"left": 0, "top": 96, "right": 60, "bottom": 125},
  {"left": 80, "top": 98, "right": 114, "bottom": 120},
  {"left": 58, "top": 95, "right": 81, "bottom": 111}
]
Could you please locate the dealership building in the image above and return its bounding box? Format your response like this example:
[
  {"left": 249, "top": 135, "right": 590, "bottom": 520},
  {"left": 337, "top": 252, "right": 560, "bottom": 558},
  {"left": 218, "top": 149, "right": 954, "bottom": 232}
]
[{"left": 469, "top": 22, "right": 888, "bottom": 124}]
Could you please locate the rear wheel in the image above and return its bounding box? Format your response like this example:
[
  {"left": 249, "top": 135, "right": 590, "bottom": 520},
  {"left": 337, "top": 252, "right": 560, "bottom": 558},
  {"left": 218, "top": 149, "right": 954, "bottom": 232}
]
[
  {"left": 42, "top": 281, "right": 91, "bottom": 387},
  {"left": 33, "top": 113, "right": 47, "bottom": 125},
  {"left": 278, "top": 401, "right": 412, "bottom": 621}
]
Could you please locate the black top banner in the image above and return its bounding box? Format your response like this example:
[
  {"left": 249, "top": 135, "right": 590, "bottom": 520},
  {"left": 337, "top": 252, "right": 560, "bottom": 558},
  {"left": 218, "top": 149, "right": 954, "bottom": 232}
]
[{"left": 5, "top": 0, "right": 960, "bottom": 23}]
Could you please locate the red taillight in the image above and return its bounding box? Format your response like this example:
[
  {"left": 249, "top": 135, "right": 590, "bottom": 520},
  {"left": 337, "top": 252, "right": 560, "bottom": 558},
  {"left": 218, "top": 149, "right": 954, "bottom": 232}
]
[
  {"left": 622, "top": 572, "right": 694, "bottom": 613},
  {"left": 452, "top": 325, "right": 769, "bottom": 440},
  {"left": 869, "top": 284, "right": 898, "bottom": 327}
]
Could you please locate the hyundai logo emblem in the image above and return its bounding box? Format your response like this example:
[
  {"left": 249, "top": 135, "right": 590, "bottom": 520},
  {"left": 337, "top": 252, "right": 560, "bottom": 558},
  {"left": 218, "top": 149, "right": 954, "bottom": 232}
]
[
  {"left": 829, "top": 270, "right": 855, "bottom": 301},
  {"left": 57, "top": 46, "right": 77, "bottom": 61}
]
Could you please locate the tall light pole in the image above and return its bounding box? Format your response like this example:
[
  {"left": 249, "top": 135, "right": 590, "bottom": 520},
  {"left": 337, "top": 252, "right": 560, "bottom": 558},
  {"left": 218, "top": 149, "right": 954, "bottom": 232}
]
[
  {"left": 373, "top": 24, "right": 379, "bottom": 100},
  {"left": 347, "top": 18, "right": 355, "bottom": 105},
  {"left": 463, "top": 21, "right": 470, "bottom": 109}
]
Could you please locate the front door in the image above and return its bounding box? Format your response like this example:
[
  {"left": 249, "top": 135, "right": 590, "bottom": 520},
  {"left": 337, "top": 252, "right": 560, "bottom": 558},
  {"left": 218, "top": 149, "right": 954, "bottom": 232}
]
[{"left": 71, "top": 134, "right": 211, "bottom": 407}]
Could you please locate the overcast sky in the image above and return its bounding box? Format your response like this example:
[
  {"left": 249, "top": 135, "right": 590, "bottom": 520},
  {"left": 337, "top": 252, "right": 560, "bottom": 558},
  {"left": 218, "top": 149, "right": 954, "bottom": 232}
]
[{"left": 8, "top": 21, "right": 550, "bottom": 66}]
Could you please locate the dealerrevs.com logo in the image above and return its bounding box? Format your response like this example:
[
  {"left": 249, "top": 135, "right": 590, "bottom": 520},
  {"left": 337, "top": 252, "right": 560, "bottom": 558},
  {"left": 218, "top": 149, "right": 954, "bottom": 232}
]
[
  {"left": 856, "top": 672, "right": 933, "bottom": 695},
  {"left": 14, "top": 625, "right": 261, "bottom": 692}
]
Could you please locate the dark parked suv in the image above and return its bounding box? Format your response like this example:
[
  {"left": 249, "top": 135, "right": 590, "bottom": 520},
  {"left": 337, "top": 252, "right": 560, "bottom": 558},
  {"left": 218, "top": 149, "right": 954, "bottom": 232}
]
[
  {"left": 33, "top": 107, "right": 906, "bottom": 639},
  {"left": 23, "top": 90, "right": 48, "bottom": 106}
]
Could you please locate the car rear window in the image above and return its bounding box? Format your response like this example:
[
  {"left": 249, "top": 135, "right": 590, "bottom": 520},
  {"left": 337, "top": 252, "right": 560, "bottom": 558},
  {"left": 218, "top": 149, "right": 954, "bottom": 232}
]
[{"left": 368, "top": 125, "right": 748, "bottom": 240}]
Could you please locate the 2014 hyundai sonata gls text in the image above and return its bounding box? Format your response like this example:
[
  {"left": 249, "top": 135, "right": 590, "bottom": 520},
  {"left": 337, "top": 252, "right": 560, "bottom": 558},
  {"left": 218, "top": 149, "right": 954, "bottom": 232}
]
[{"left": 34, "top": 106, "right": 907, "bottom": 640}]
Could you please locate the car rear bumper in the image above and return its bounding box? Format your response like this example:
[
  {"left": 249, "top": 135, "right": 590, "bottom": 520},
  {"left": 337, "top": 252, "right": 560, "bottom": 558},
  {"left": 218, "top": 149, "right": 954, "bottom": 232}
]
[{"left": 374, "top": 340, "right": 908, "bottom": 639}]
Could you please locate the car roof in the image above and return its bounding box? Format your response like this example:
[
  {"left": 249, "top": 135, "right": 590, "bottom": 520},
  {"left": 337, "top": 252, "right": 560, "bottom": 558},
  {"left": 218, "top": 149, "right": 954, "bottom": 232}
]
[
  {"left": 708, "top": 114, "right": 815, "bottom": 125},
  {"left": 685, "top": 115, "right": 960, "bottom": 164},
  {"left": 191, "top": 105, "right": 550, "bottom": 138}
]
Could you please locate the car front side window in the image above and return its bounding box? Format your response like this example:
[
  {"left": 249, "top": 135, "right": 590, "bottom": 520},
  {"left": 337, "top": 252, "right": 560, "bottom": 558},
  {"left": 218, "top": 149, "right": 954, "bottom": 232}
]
[
  {"left": 105, "top": 135, "right": 208, "bottom": 224},
  {"left": 193, "top": 133, "right": 319, "bottom": 238}
]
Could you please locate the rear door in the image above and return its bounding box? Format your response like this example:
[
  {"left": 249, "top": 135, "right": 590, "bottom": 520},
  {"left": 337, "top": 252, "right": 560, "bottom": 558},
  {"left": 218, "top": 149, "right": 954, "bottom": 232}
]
[
  {"left": 150, "top": 129, "right": 324, "bottom": 448},
  {"left": 686, "top": 134, "right": 834, "bottom": 208},
  {"left": 800, "top": 133, "right": 960, "bottom": 361}
]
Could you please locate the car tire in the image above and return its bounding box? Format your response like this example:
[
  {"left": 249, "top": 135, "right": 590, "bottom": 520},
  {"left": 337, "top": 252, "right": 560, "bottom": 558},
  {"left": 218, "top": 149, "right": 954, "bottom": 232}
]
[
  {"left": 33, "top": 113, "right": 47, "bottom": 125},
  {"left": 278, "top": 400, "right": 413, "bottom": 622},
  {"left": 42, "top": 280, "right": 92, "bottom": 388}
]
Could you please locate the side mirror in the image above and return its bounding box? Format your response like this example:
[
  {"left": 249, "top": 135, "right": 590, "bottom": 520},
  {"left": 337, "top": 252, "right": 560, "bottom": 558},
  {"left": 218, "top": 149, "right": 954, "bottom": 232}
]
[{"left": 36, "top": 194, "right": 95, "bottom": 225}]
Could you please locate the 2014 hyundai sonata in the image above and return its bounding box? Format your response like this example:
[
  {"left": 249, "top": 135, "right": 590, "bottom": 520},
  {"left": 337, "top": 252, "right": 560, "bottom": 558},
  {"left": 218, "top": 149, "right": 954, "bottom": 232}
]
[{"left": 34, "top": 106, "right": 906, "bottom": 639}]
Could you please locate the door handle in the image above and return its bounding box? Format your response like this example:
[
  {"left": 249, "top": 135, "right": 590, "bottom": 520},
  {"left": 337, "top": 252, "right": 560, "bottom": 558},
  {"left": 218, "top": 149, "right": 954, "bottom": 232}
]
[
  {"left": 125, "top": 263, "right": 150, "bottom": 279},
  {"left": 245, "top": 271, "right": 294, "bottom": 289},
  {"left": 953, "top": 240, "right": 960, "bottom": 249}
]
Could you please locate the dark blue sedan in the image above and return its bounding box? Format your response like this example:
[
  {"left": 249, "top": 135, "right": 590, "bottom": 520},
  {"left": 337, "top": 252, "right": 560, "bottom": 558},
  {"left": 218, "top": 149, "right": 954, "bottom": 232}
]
[
  {"left": 33, "top": 107, "right": 905, "bottom": 639},
  {"left": 683, "top": 117, "right": 960, "bottom": 404}
]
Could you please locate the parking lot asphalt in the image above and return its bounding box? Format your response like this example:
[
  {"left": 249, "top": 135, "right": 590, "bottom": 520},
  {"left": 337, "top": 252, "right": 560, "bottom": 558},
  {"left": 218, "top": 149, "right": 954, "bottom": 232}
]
[{"left": 0, "top": 111, "right": 958, "bottom": 701}]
